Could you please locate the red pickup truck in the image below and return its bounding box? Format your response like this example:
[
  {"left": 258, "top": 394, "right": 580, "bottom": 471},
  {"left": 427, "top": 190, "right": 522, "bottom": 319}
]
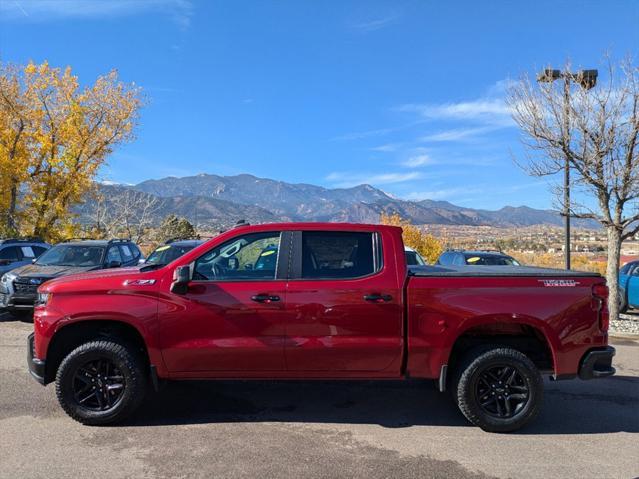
[{"left": 28, "top": 222, "right": 615, "bottom": 432}]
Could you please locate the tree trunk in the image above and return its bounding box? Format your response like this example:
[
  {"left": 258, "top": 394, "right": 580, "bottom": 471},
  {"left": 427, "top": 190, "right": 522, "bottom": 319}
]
[
  {"left": 7, "top": 179, "right": 18, "bottom": 232},
  {"left": 605, "top": 226, "right": 622, "bottom": 322}
]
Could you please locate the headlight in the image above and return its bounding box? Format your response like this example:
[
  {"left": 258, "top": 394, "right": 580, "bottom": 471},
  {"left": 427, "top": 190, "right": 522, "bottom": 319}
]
[
  {"left": 36, "top": 292, "right": 51, "bottom": 306},
  {"left": 1, "top": 273, "right": 15, "bottom": 283}
]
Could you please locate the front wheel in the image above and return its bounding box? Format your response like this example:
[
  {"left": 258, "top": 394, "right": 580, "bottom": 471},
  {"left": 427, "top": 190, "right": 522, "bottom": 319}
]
[
  {"left": 619, "top": 290, "right": 628, "bottom": 314},
  {"left": 452, "top": 346, "right": 543, "bottom": 433},
  {"left": 55, "top": 340, "right": 147, "bottom": 425}
]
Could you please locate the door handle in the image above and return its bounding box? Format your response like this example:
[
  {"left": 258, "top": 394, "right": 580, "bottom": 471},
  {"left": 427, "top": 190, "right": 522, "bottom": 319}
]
[
  {"left": 251, "top": 294, "right": 280, "bottom": 303},
  {"left": 364, "top": 294, "right": 392, "bottom": 303}
]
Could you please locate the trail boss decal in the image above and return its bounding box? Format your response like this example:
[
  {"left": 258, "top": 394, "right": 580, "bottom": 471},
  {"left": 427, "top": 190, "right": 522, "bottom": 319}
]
[{"left": 539, "top": 279, "right": 580, "bottom": 287}]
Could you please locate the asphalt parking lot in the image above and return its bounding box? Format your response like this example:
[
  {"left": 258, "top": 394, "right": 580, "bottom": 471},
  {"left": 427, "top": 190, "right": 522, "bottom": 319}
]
[{"left": 1, "top": 312, "right": 638, "bottom": 479}]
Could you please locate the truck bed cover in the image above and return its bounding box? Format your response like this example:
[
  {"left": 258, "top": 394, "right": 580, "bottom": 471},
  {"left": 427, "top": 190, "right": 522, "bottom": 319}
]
[{"left": 408, "top": 265, "right": 602, "bottom": 278}]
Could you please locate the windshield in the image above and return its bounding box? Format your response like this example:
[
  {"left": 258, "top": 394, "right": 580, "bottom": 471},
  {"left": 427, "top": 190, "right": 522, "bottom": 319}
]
[
  {"left": 36, "top": 245, "right": 105, "bottom": 267},
  {"left": 146, "top": 244, "right": 197, "bottom": 265},
  {"left": 464, "top": 254, "right": 520, "bottom": 266}
]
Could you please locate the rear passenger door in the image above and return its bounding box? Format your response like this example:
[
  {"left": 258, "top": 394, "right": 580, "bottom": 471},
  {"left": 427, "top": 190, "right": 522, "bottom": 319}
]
[{"left": 284, "top": 230, "right": 403, "bottom": 373}]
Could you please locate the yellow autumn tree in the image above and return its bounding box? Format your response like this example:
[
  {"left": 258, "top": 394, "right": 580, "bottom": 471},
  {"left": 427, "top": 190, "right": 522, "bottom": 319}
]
[
  {"left": 0, "top": 64, "right": 30, "bottom": 237},
  {"left": 0, "top": 61, "right": 142, "bottom": 241},
  {"left": 380, "top": 212, "right": 443, "bottom": 264}
]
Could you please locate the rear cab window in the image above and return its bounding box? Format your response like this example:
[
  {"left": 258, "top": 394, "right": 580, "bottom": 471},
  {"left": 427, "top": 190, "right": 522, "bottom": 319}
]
[{"left": 299, "top": 231, "right": 381, "bottom": 279}]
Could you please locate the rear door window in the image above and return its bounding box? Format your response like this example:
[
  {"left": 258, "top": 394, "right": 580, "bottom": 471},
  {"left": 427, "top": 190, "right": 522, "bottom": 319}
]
[
  {"left": 300, "top": 231, "right": 378, "bottom": 279},
  {"left": 20, "top": 246, "right": 36, "bottom": 259},
  {"left": 438, "top": 252, "right": 453, "bottom": 265},
  {"left": 107, "top": 247, "right": 123, "bottom": 264},
  {"left": 119, "top": 245, "right": 134, "bottom": 262},
  {"left": 452, "top": 254, "right": 466, "bottom": 266},
  {"left": 0, "top": 246, "right": 20, "bottom": 261}
]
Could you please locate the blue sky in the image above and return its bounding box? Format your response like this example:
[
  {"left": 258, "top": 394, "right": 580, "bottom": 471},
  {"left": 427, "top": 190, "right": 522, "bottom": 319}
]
[{"left": 1, "top": 0, "right": 638, "bottom": 209}]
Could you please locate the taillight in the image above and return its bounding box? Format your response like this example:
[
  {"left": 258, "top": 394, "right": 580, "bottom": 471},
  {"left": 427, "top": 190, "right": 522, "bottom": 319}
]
[
  {"left": 592, "top": 282, "right": 609, "bottom": 332},
  {"left": 592, "top": 283, "right": 609, "bottom": 300}
]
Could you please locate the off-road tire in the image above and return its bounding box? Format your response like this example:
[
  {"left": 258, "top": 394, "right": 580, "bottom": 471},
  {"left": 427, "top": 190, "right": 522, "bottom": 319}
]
[
  {"left": 55, "top": 340, "right": 147, "bottom": 425},
  {"left": 452, "top": 346, "right": 543, "bottom": 433}
]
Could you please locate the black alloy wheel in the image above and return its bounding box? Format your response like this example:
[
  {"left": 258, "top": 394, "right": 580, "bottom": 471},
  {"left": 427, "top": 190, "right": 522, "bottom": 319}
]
[
  {"left": 55, "top": 340, "right": 147, "bottom": 425},
  {"left": 452, "top": 346, "right": 543, "bottom": 432},
  {"left": 72, "top": 358, "right": 126, "bottom": 411},
  {"left": 474, "top": 365, "right": 530, "bottom": 419}
]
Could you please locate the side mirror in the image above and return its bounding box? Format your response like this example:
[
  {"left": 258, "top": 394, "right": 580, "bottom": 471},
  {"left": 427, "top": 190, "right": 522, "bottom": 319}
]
[
  {"left": 138, "top": 258, "right": 146, "bottom": 265},
  {"left": 171, "top": 265, "right": 191, "bottom": 294},
  {"left": 107, "top": 260, "right": 122, "bottom": 268},
  {"left": 32, "top": 258, "right": 37, "bottom": 263}
]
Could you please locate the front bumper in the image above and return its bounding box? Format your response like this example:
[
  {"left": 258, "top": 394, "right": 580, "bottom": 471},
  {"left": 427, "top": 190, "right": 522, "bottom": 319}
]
[
  {"left": 0, "top": 291, "right": 36, "bottom": 311},
  {"left": 578, "top": 346, "right": 616, "bottom": 380},
  {"left": 27, "top": 333, "right": 46, "bottom": 385}
]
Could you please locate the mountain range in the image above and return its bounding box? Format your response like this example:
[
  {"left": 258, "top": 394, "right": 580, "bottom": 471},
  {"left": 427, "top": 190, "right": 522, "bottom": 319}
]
[{"left": 77, "top": 173, "right": 598, "bottom": 229}]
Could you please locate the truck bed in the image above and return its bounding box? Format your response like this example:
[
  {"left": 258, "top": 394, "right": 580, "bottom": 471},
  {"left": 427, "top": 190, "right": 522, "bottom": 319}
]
[{"left": 408, "top": 265, "right": 602, "bottom": 278}]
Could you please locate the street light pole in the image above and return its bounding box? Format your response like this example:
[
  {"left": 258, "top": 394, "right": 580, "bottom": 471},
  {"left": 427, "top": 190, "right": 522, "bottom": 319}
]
[
  {"left": 562, "top": 75, "right": 571, "bottom": 270},
  {"left": 536, "top": 68, "right": 598, "bottom": 270}
]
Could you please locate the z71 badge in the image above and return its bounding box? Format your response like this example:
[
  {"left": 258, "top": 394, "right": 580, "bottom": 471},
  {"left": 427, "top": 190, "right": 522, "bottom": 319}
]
[
  {"left": 539, "top": 279, "right": 580, "bottom": 287},
  {"left": 124, "top": 279, "right": 156, "bottom": 286}
]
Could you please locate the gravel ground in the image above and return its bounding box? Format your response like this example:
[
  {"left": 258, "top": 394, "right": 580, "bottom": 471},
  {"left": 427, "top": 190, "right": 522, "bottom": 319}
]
[
  {"left": 1, "top": 313, "right": 638, "bottom": 479},
  {"left": 613, "top": 311, "right": 639, "bottom": 335}
]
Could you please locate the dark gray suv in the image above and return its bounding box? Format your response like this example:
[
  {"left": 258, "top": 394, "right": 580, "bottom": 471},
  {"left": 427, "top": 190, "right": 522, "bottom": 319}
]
[{"left": 0, "top": 239, "right": 142, "bottom": 313}]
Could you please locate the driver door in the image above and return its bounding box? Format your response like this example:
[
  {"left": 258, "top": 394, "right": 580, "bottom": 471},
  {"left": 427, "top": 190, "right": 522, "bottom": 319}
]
[{"left": 159, "top": 230, "right": 290, "bottom": 374}]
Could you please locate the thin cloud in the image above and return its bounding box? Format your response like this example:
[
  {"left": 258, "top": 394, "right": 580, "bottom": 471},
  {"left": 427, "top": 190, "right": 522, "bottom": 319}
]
[
  {"left": 402, "top": 154, "right": 434, "bottom": 167},
  {"left": 352, "top": 13, "right": 400, "bottom": 32},
  {"left": 1, "top": 0, "right": 193, "bottom": 28},
  {"left": 405, "top": 187, "right": 483, "bottom": 201},
  {"left": 326, "top": 171, "right": 422, "bottom": 188},
  {"left": 405, "top": 182, "right": 545, "bottom": 201},
  {"left": 370, "top": 143, "right": 403, "bottom": 152},
  {"left": 399, "top": 98, "right": 512, "bottom": 125},
  {"left": 330, "top": 126, "right": 399, "bottom": 142},
  {"left": 419, "top": 126, "right": 500, "bottom": 142}
]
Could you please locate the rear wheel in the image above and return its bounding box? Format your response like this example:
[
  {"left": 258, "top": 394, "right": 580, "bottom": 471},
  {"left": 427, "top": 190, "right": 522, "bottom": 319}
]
[
  {"left": 55, "top": 340, "right": 147, "bottom": 425},
  {"left": 452, "top": 346, "right": 543, "bottom": 433}
]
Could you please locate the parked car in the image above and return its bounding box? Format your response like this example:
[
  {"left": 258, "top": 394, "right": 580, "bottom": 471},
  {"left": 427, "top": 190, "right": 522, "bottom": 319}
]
[
  {"left": 29, "top": 223, "right": 614, "bottom": 432},
  {"left": 619, "top": 260, "right": 639, "bottom": 312},
  {"left": 404, "top": 246, "right": 426, "bottom": 266},
  {"left": 0, "top": 238, "right": 50, "bottom": 276},
  {"left": 436, "top": 249, "right": 521, "bottom": 266},
  {"left": 0, "top": 239, "right": 141, "bottom": 313},
  {"left": 143, "top": 239, "right": 204, "bottom": 266}
]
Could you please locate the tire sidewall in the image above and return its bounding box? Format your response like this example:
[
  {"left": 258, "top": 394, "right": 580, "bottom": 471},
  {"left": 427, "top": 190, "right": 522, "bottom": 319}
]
[
  {"left": 456, "top": 348, "right": 543, "bottom": 433},
  {"left": 56, "top": 341, "right": 145, "bottom": 425}
]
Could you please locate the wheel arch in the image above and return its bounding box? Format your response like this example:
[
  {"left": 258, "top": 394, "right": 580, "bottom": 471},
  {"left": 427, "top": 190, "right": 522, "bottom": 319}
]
[
  {"left": 44, "top": 319, "right": 150, "bottom": 384},
  {"left": 445, "top": 316, "right": 557, "bottom": 378}
]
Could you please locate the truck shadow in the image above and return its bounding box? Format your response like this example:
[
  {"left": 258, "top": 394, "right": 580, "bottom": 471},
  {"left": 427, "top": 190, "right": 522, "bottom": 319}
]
[
  {"left": 129, "top": 375, "right": 639, "bottom": 434},
  {"left": 0, "top": 311, "right": 32, "bottom": 323}
]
